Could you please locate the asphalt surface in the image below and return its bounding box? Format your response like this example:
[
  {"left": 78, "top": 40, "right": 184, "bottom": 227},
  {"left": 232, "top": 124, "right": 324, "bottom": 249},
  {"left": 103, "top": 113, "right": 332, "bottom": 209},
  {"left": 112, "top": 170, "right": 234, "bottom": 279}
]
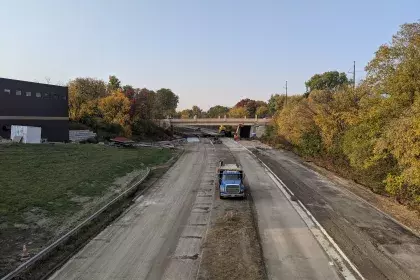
[
  {"left": 49, "top": 139, "right": 218, "bottom": 280},
  {"left": 241, "top": 140, "right": 420, "bottom": 280},
  {"left": 222, "top": 139, "right": 342, "bottom": 280},
  {"left": 49, "top": 137, "right": 413, "bottom": 280}
]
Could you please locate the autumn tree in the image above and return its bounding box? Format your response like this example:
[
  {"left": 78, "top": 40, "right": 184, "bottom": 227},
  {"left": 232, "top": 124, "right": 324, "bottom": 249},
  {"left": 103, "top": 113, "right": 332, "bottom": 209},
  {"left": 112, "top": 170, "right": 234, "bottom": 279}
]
[
  {"left": 228, "top": 106, "right": 247, "bottom": 118},
  {"left": 123, "top": 85, "right": 135, "bottom": 100},
  {"left": 68, "top": 78, "right": 108, "bottom": 120},
  {"left": 256, "top": 105, "right": 269, "bottom": 118},
  {"left": 98, "top": 91, "right": 131, "bottom": 125},
  {"left": 235, "top": 98, "right": 267, "bottom": 117},
  {"left": 276, "top": 100, "right": 321, "bottom": 156},
  {"left": 98, "top": 91, "right": 131, "bottom": 136}
]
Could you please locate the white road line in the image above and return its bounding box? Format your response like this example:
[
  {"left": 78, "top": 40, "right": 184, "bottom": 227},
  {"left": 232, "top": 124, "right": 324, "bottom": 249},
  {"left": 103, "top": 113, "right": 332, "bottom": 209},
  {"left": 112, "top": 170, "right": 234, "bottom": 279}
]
[
  {"left": 209, "top": 139, "right": 216, "bottom": 150},
  {"left": 236, "top": 140, "right": 365, "bottom": 280}
]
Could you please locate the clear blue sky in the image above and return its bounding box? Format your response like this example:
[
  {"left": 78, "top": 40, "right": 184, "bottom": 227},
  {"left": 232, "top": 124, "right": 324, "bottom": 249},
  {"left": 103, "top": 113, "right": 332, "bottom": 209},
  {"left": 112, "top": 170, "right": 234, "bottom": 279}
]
[{"left": 1, "top": 0, "right": 419, "bottom": 110}]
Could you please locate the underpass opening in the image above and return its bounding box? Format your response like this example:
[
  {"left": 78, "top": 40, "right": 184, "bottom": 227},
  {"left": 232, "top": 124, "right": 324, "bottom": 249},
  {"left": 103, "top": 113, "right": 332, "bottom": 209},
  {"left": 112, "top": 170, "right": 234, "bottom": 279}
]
[{"left": 239, "top": 125, "right": 251, "bottom": 138}]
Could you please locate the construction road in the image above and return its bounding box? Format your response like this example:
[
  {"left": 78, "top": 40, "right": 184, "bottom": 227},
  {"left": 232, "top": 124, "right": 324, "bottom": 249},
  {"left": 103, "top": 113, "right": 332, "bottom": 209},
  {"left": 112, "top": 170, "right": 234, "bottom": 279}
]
[
  {"left": 222, "top": 139, "right": 343, "bottom": 280},
  {"left": 47, "top": 138, "right": 420, "bottom": 280},
  {"left": 49, "top": 140, "right": 218, "bottom": 280},
  {"left": 48, "top": 138, "right": 347, "bottom": 280},
  {"left": 240, "top": 140, "right": 420, "bottom": 280}
]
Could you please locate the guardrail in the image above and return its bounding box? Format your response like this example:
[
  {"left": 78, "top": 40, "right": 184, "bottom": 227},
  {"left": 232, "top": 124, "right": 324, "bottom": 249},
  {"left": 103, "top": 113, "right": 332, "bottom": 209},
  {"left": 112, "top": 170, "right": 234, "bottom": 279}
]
[{"left": 1, "top": 168, "right": 150, "bottom": 280}]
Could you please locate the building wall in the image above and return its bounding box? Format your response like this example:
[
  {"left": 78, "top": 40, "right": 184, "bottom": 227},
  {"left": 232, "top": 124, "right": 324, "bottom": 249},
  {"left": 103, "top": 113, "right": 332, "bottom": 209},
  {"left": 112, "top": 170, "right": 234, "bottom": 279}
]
[{"left": 0, "top": 78, "right": 69, "bottom": 141}]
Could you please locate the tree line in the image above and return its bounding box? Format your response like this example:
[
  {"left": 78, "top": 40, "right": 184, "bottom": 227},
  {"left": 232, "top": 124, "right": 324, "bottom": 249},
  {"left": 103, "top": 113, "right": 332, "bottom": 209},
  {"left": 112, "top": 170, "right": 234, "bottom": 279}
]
[
  {"left": 68, "top": 75, "right": 179, "bottom": 138},
  {"left": 67, "top": 21, "right": 419, "bottom": 209},
  {"left": 178, "top": 98, "right": 269, "bottom": 119},
  {"left": 263, "top": 22, "right": 420, "bottom": 209}
]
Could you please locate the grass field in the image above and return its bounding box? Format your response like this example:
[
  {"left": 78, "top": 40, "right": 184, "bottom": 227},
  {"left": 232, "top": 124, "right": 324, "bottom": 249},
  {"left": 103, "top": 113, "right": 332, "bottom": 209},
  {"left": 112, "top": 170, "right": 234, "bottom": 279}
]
[
  {"left": 0, "top": 143, "right": 173, "bottom": 225},
  {"left": 0, "top": 143, "right": 175, "bottom": 276}
]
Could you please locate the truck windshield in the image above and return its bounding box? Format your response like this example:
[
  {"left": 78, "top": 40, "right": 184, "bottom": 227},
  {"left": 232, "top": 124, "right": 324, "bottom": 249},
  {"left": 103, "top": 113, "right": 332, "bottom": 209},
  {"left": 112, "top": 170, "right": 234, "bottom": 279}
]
[{"left": 223, "top": 174, "right": 241, "bottom": 180}]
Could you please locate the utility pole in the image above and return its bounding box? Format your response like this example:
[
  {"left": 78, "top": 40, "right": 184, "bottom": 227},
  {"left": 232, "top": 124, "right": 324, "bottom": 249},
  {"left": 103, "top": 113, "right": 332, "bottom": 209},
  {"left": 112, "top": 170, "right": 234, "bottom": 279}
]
[
  {"left": 285, "top": 80, "right": 288, "bottom": 105},
  {"left": 353, "top": 61, "right": 356, "bottom": 89}
]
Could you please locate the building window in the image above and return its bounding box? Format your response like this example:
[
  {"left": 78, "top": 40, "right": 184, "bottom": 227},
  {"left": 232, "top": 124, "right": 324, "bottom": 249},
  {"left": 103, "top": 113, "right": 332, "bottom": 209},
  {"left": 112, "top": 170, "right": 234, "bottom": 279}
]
[
  {"left": 36, "top": 92, "right": 41, "bottom": 98},
  {"left": 26, "top": 92, "right": 31, "bottom": 97},
  {"left": 4, "top": 89, "right": 11, "bottom": 94},
  {"left": 16, "top": 90, "right": 22, "bottom": 96}
]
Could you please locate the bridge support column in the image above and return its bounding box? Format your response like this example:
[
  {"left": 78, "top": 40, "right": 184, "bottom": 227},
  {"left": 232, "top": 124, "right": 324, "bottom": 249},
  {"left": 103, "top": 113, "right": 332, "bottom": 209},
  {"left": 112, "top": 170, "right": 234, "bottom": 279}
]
[{"left": 254, "top": 125, "right": 266, "bottom": 138}]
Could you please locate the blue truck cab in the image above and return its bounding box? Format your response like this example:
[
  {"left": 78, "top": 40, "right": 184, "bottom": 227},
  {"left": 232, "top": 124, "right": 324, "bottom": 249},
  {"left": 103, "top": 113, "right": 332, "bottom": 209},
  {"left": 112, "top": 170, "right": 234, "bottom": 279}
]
[{"left": 217, "top": 162, "right": 245, "bottom": 198}]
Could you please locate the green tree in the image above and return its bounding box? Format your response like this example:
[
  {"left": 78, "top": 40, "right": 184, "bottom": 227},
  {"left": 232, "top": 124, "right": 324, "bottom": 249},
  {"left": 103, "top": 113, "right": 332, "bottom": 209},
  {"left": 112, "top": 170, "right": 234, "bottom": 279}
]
[
  {"left": 191, "top": 105, "right": 203, "bottom": 118},
  {"left": 256, "top": 105, "right": 269, "bottom": 118},
  {"left": 268, "top": 94, "right": 286, "bottom": 115},
  {"left": 305, "top": 71, "right": 350, "bottom": 95},
  {"left": 107, "top": 75, "right": 121, "bottom": 92},
  {"left": 180, "top": 109, "right": 193, "bottom": 119},
  {"left": 207, "top": 105, "right": 230, "bottom": 118},
  {"left": 155, "top": 88, "right": 179, "bottom": 118},
  {"left": 134, "top": 88, "right": 156, "bottom": 120}
]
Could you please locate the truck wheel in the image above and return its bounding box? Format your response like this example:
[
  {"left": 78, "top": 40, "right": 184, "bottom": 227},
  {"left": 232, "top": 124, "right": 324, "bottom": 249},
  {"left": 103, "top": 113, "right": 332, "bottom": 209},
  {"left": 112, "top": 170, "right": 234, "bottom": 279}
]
[{"left": 219, "top": 195, "right": 223, "bottom": 199}]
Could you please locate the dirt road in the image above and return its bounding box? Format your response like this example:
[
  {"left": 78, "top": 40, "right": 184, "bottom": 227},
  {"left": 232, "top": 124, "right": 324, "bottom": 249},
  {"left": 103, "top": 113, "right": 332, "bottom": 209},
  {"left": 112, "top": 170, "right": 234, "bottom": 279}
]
[
  {"left": 49, "top": 140, "right": 218, "bottom": 280},
  {"left": 223, "top": 139, "right": 343, "bottom": 280},
  {"left": 197, "top": 142, "right": 266, "bottom": 280},
  {"left": 241, "top": 140, "right": 420, "bottom": 280}
]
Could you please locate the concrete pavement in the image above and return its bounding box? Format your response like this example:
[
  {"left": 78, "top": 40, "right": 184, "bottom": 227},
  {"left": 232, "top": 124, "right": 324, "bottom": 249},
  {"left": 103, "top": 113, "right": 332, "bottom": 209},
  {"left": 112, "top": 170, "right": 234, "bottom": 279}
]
[
  {"left": 49, "top": 140, "right": 217, "bottom": 280},
  {"left": 222, "top": 139, "right": 342, "bottom": 280}
]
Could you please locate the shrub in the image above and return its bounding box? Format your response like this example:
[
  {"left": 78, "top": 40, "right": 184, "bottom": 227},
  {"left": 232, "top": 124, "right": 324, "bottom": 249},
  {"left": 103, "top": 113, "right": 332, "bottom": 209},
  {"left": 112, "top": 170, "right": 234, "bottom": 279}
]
[{"left": 297, "top": 130, "right": 322, "bottom": 157}]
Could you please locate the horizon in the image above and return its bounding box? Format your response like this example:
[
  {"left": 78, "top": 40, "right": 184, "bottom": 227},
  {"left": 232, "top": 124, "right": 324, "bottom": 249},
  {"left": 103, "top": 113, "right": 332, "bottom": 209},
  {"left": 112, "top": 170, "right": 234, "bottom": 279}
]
[{"left": 1, "top": 0, "right": 419, "bottom": 110}]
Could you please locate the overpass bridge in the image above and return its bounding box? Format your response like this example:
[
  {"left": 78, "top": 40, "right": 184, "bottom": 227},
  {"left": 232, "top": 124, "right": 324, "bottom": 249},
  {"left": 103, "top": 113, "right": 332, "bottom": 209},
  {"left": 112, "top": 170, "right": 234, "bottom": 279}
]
[
  {"left": 168, "top": 117, "right": 272, "bottom": 126},
  {"left": 157, "top": 117, "right": 273, "bottom": 138}
]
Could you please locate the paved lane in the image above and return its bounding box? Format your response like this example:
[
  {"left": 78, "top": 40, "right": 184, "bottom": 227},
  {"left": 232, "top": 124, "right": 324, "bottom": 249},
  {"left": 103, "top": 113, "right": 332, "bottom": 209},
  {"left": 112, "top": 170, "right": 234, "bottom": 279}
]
[
  {"left": 49, "top": 140, "right": 218, "bottom": 280},
  {"left": 222, "top": 139, "right": 342, "bottom": 280},
  {"left": 242, "top": 140, "right": 420, "bottom": 280}
]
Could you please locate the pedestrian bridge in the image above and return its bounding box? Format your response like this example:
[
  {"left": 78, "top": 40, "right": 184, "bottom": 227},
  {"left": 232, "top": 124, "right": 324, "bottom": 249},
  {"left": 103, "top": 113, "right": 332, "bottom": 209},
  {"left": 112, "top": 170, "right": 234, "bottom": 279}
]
[{"left": 167, "top": 117, "right": 273, "bottom": 126}]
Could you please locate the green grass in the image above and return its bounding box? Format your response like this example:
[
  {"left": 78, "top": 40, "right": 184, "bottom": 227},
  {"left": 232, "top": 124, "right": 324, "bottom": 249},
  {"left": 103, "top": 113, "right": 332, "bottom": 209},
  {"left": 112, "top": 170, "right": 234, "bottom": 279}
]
[{"left": 0, "top": 143, "right": 173, "bottom": 224}]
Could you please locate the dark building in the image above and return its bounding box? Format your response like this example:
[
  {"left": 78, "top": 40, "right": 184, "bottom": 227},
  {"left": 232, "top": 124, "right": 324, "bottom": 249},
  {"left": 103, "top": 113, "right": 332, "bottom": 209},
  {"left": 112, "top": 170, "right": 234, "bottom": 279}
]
[{"left": 0, "top": 77, "right": 69, "bottom": 142}]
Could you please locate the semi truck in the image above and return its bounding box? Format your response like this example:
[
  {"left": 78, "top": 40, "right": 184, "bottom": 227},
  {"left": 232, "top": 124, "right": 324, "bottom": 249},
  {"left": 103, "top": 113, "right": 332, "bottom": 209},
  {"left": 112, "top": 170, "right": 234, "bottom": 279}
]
[{"left": 216, "top": 161, "right": 245, "bottom": 198}]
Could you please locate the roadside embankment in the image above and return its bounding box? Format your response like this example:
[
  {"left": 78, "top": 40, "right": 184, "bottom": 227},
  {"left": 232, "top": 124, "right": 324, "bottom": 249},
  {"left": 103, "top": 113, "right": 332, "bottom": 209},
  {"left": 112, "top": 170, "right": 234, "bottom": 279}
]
[{"left": 0, "top": 143, "right": 175, "bottom": 278}]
